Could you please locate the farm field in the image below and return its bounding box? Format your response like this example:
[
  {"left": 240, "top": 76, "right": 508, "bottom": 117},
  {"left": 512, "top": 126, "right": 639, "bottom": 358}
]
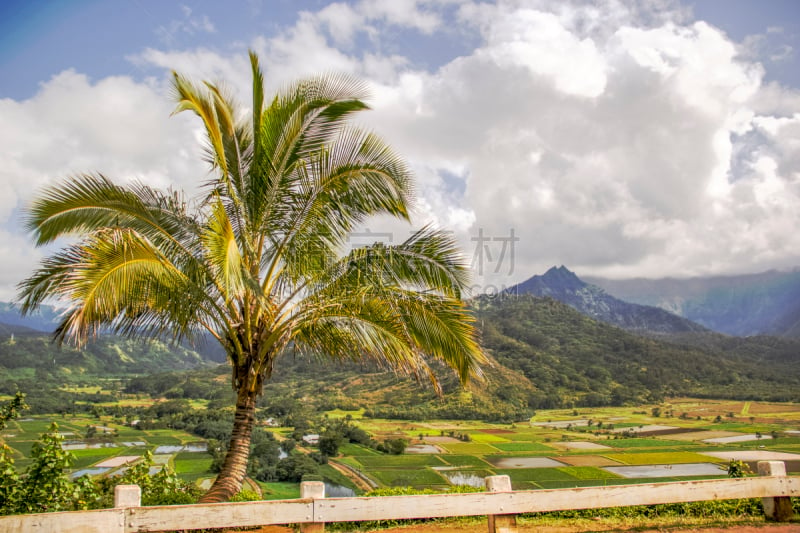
[
  {"left": 0, "top": 414, "right": 209, "bottom": 476},
  {"left": 1, "top": 398, "right": 799, "bottom": 497},
  {"left": 331, "top": 399, "right": 800, "bottom": 492}
]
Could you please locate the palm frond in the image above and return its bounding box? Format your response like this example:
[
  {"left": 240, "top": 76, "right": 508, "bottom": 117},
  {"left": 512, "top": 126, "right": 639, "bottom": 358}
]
[
  {"left": 172, "top": 73, "right": 229, "bottom": 177},
  {"left": 202, "top": 196, "right": 245, "bottom": 302}
]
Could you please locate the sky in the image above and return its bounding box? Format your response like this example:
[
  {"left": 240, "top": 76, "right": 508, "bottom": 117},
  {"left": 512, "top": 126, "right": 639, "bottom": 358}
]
[{"left": 1, "top": 0, "right": 800, "bottom": 300}]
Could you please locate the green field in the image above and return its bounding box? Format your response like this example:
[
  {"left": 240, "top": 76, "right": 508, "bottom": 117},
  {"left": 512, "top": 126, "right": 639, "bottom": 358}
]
[
  {"left": 493, "top": 442, "right": 552, "bottom": 452},
  {"left": 603, "top": 452, "right": 716, "bottom": 465},
  {"left": 339, "top": 443, "right": 381, "bottom": 456},
  {"left": 439, "top": 455, "right": 492, "bottom": 468},
  {"left": 174, "top": 453, "right": 213, "bottom": 475},
  {"left": 259, "top": 482, "right": 301, "bottom": 500},
  {"left": 608, "top": 438, "right": 700, "bottom": 448},
  {"left": 4, "top": 398, "right": 800, "bottom": 498},
  {"left": 495, "top": 468, "right": 578, "bottom": 483},
  {"left": 71, "top": 447, "right": 129, "bottom": 468},
  {"left": 369, "top": 468, "right": 447, "bottom": 487},
  {"left": 468, "top": 433, "right": 510, "bottom": 443},
  {"left": 355, "top": 454, "right": 446, "bottom": 468},
  {"left": 559, "top": 466, "right": 621, "bottom": 480},
  {"left": 439, "top": 442, "right": 500, "bottom": 454}
]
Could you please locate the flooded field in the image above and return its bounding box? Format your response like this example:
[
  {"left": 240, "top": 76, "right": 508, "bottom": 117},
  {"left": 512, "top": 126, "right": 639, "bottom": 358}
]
[
  {"left": 406, "top": 444, "right": 442, "bottom": 454},
  {"left": 604, "top": 463, "right": 726, "bottom": 478},
  {"left": 439, "top": 471, "right": 487, "bottom": 488},
  {"left": 703, "top": 434, "right": 774, "bottom": 444},
  {"left": 488, "top": 457, "right": 565, "bottom": 468}
]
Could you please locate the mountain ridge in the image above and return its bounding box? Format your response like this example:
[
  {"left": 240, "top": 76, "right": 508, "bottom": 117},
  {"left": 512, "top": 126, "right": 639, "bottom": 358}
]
[
  {"left": 584, "top": 268, "right": 800, "bottom": 337},
  {"left": 506, "top": 266, "right": 708, "bottom": 335}
]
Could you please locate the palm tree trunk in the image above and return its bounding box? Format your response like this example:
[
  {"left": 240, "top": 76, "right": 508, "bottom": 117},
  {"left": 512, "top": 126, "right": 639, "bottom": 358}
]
[{"left": 199, "top": 386, "right": 258, "bottom": 503}]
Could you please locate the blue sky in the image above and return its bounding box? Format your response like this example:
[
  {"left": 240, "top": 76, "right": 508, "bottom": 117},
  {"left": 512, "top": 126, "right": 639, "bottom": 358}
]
[{"left": 1, "top": 0, "right": 799, "bottom": 299}]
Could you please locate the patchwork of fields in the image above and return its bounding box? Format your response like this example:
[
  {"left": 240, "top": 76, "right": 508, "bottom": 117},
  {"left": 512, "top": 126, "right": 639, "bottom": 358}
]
[
  {"left": 1, "top": 398, "right": 799, "bottom": 497},
  {"left": 329, "top": 399, "right": 800, "bottom": 492}
]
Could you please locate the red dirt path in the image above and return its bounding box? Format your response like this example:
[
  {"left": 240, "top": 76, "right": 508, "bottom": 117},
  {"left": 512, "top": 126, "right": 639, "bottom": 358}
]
[{"left": 230, "top": 523, "right": 800, "bottom": 533}]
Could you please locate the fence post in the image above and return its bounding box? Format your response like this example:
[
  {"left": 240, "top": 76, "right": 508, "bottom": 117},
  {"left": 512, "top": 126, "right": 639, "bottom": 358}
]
[
  {"left": 301, "top": 481, "right": 326, "bottom": 533},
  {"left": 114, "top": 484, "right": 141, "bottom": 508},
  {"left": 486, "top": 475, "right": 517, "bottom": 533},
  {"left": 757, "top": 461, "right": 793, "bottom": 522}
]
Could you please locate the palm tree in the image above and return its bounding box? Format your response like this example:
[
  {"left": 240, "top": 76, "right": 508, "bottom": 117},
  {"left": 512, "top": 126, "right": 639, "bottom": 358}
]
[{"left": 18, "top": 52, "right": 484, "bottom": 502}]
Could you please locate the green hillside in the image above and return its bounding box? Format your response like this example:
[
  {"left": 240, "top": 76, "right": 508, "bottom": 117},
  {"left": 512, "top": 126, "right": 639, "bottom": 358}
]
[
  {"left": 474, "top": 295, "right": 800, "bottom": 406},
  {"left": 0, "top": 334, "right": 210, "bottom": 377},
  {"left": 1, "top": 295, "right": 798, "bottom": 420}
]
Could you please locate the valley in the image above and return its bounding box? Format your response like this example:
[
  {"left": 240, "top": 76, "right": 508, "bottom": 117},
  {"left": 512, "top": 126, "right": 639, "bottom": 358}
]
[
  {"left": 2, "top": 397, "right": 799, "bottom": 499},
  {"left": 1, "top": 266, "right": 798, "bottom": 517}
]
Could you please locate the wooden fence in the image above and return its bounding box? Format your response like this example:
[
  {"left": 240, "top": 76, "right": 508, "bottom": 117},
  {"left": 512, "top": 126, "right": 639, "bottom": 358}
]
[{"left": 0, "top": 460, "right": 796, "bottom": 533}]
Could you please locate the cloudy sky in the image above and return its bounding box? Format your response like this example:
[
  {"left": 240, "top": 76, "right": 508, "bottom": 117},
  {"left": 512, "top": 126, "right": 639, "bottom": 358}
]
[{"left": 1, "top": 0, "right": 799, "bottom": 300}]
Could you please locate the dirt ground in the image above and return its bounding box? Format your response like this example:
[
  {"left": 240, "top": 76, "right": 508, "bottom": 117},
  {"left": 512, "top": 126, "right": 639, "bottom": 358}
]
[
  {"left": 365, "top": 523, "right": 800, "bottom": 533},
  {"left": 230, "top": 521, "right": 800, "bottom": 533}
]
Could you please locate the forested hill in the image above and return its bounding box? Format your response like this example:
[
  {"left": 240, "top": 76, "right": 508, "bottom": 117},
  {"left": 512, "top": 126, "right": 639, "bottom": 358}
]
[
  {"left": 0, "top": 334, "right": 211, "bottom": 376},
  {"left": 473, "top": 294, "right": 800, "bottom": 406},
  {"left": 1, "top": 295, "right": 798, "bottom": 418}
]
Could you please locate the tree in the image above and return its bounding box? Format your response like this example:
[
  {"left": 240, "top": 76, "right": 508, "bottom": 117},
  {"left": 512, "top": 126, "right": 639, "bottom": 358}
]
[
  {"left": 18, "top": 52, "right": 484, "bottom": 502},
  {"left": 318, "top": 431, "right": 344, "bottom": 457},
  {"left": 0, "top": 392, "right": 26, "bottom": 431}
]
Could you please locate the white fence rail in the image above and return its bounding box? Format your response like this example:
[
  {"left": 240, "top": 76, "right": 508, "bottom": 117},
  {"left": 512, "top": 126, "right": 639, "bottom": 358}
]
[{"left": 0, "top": 460, "right": 796, "bottom": 533}]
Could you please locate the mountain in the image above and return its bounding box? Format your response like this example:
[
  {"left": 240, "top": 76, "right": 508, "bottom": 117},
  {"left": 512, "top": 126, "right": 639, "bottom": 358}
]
[
  {"left": 3, "top": 294, "right": 799, "bottom": 417},
  {"left": 0, "top": 302, "right": 61, "bottom": 332},
  {"left": 0, "top": 333, "right": 213, "bottom": 377},
  {"left": 473, "top": 294, "right": 799, "bottom": 406},
  {"left": 113, "top": 294, "right": 800, "bottom": 418},
  {"left": 0, "top": 322, "right": 43, "bottom": 336},
  {"left": 584, "top": 269, "right": 800, "bottom": 337},
  {"left": 506, "top": 266, "right": 707, "bottom": 335}
]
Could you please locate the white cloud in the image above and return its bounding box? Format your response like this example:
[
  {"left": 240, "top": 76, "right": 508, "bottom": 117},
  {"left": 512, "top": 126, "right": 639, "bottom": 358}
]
[
  {"left": 358, "top": 0, "right": 444, "bottom": 34},
  {"left": 0, "top": 70, "right": 208, "bottom": 297},
  {"left": 4, "top": 0, "right": 800, "bottom": 301},
  {"left": 156, "top": 5, "right": 216, "bottom": 46},
  {"left": 475, "top": 7, "right": 608, "bottom": 97}
]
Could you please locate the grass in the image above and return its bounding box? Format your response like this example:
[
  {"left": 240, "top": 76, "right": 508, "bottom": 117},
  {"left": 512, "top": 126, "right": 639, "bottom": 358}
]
[
  {"left": 559, "top": 466, "right": 622, "bottom": 480},
  {"left": 141, "top": 435, "right": 182, "bottom": 445},
  {"left": 16, "top": 419, "right": 58, "bottom": 434},
  {"left": 603, "top": 451, "right": 720, "bottom": 465},
  {"left": 356, "top": 455, "right": 446, "bottom": 468},
  {"left": 493, "top": 442, "right": 552, "bottom": 452},
  {"left": 369, "top": 468, "right": 447, "bottom": 487},
  {"left": 335, "top": 456, "right": 364, "bottom": 469},
  {"left": 174, "top": 456, "right": 213, "bottom": 479},
  {"left": 70, "top": 447, "right": 126, "bottom": 468},
  {"left": 8, "top": 440, "right": 35, "bottom": 458},
  {"left": 339, "top": 443, "right": 381, "bottom": 456},
  {"left": 259, "top": 481, "right": 301, "bottom": 500},
  {"left": 467, "top": 433, "right": 510, "bottom": 443},
  {"left": 494, "top": 468, "right": 578, "bottom": 483},
  {"left": 439, "top": 455, "right": 492, "bottom": 468},
  {"left": 319, "top": 464, "right": 359, "bottom": 491},
  {"left": 439, "top": 442, "right": 499, "bottom": 454},
  {"left": 115, "top": 427, "right": 146, "bottom": 438},
  {"left": 324, "top": 409, "right": 365, "bottom": 419},
  {"left": 609, "top": 438, "right": 700, "bottom": 448}
]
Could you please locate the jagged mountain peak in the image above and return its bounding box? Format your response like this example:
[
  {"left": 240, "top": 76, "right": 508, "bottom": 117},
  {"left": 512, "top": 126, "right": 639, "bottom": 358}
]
[{"left": 513, "top": 265, "right": 588, "bottom": 295}]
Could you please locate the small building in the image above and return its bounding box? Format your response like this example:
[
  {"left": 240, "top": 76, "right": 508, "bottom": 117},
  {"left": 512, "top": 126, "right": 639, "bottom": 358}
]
[{"left": 302, "top": 434, "right": 319, "bottom": 445}]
